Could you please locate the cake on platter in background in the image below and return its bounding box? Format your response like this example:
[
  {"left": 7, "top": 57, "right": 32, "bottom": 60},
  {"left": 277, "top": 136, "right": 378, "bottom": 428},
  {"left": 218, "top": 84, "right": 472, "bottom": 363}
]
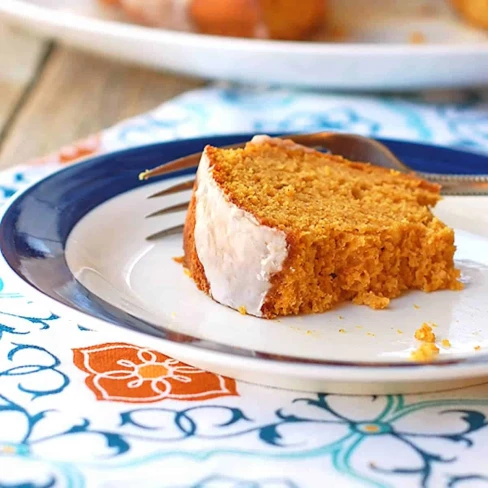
[
  {"left": 178, "top": 136, "right": 462, "bottom": 319},
  {"left": 99, "top": 0, "right": 488, "bottom": 43},
  {"left": 99, "top": 0, "right": 326, "bottom": 40}
]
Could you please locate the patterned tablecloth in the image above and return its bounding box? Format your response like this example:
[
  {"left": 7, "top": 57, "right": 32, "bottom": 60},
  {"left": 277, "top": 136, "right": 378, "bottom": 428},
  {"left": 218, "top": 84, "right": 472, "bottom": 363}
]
[{"left": 1, "top": 85, "right": 488, "bottom": 488}]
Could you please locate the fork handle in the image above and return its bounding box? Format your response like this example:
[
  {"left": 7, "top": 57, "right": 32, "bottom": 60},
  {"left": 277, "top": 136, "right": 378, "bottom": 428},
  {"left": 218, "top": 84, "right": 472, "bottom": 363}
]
[{"left": 418, "top": 173, "right": 488, "bottom": 196}]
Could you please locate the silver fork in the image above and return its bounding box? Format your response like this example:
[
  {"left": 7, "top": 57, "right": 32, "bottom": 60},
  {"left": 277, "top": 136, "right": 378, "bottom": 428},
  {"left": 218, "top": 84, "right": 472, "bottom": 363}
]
[{"left": 140, "top": 132, "right": 488, "bottom": 241}]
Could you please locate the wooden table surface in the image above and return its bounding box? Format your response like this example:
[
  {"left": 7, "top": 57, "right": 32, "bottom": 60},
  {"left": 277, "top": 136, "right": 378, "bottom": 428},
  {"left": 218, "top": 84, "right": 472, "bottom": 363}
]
[{"left": 0, "top": 22, "right": 205, "bottom": 169}]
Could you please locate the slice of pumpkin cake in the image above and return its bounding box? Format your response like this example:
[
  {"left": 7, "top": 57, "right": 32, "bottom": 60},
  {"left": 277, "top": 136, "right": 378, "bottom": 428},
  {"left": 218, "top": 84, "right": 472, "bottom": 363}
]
[{"left": 183, "top": 135, "right": 462, "bottom": 318}]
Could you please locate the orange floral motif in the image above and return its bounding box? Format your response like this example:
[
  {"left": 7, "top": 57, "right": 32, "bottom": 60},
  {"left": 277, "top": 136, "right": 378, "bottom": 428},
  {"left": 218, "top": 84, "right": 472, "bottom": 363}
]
[
  {"left": 72, "top": 342, "right": 238, "bottom": 403},
  {"left": 30, "top": 134, "right": 101, "bottom": 166}
]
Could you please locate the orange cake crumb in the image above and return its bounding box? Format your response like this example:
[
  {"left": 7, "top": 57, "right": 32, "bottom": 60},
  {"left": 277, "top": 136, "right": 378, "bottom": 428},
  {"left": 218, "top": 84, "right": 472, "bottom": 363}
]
[
  {"left": 352, "top": 292, "right": 390, "bottom": 310},
  {"left": 181, "top": 136, "right": 463, "bottom": 318},
  {"left": 411, "top": 343, "right": 440, "bottom": 362},
  {"left": 238, "top": 306, "right": 247, "bottom": 315},
  {"left": 172, "top": 256, "right": 185, "bottom": 264},
  {"left": 413, "top": 304, "right": 420, "bottom": 309},
  {"left": 414, "top": 323, "right": 436, "bottom": 343},
  {"left": 474, "top": 345, "right": 481, "bottom": 351},
  {"left": 441, "top": 339, "right": 451, "bottom": 348}
]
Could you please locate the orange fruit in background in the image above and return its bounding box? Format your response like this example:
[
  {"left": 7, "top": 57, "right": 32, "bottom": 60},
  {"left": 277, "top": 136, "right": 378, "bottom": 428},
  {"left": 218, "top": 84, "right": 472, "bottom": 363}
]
[
  {"left": 190, "top": 0, "right": 259, "bottom": 38},
  {"left": 100, "top": 0, "right": 327, "bottom": 40},
  {"left": 259, "top": 0, "right": 326, "bottom": 40},
  {"left": 190, "top": 0, "right": 326, "bottom": 39},
  {"left": 451, "top": 0, "right": 488, "bottom": 29}
]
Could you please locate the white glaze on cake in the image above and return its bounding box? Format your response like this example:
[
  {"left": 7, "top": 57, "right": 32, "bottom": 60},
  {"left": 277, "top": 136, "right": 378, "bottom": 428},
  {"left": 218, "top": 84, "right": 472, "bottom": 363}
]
[
  {"left": 249, "top": 135, "right": 316, "bottom": 153},
  {"left": 194, "top": 147, "right": 288, "bottom": 317}
]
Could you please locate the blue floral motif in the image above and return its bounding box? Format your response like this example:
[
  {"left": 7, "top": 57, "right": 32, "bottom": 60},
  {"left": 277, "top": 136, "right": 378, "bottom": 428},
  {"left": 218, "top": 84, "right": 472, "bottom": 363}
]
[
  {"left": 183, "top": 475, "right": 299, "bottom": 488},
  {"left": 438, "top": 106, "right": 488, "bottom": 152},
  {"left": 0, "top": 276, "right": 87, "bottom": 341},
  {"left": 0, "top": 168, "right": 53, "bottom": 208},
  {"left": 1, "top": 390, "right": 488, "bottom": 487},
  {"left": 114, "top": 103, "right": 208, "bottom": 148},
  {"left": 216, "top": 86, "right": 295, "bottom": 110},
  {"left": 0, "top": 172, "right": 26, "bottom": 200},
  {"left": 0, "top": 344, "right": 77, "bottom": 487},
  {"left": 76, "top": 325, "right": 93, "bottom": 332},
  {"left": 254, "top": 108, "right": 381, "bottom": 136},
  {"left": 72, "top": 394, "right": 487, "bottom": 488},
  {"left": 0, "top": 311, "right": 59, "bottom": 342},
  {"left": 0, "top": 344, "right": 69, "bottom": 399},
  {"left": 448, "top": 474, "right": 488, "bottom": 486}
]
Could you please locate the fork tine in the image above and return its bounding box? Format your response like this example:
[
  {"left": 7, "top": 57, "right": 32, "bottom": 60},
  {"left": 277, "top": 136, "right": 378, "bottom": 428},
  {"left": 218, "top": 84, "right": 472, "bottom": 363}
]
[
  {"left": 146, "top": 201, "right": 189, "bottom": 218},
  {"left": 139, "top": 154, "right": 200, "bottom": 181},
  {"left": 147, "top": 179, "right": 195, "bottom": 199},
  {"left": 146, "top": 224, "right": 184, "bottom": 241},
  {"left": 138, "top": 141, "right": 247, "bottom": 181}
]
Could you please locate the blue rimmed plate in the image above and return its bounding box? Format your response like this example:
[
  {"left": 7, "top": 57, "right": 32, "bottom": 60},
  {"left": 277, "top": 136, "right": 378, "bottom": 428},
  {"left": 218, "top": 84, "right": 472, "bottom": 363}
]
[{"left": 1, "top": 134, "right": 488, "bottom": 395}]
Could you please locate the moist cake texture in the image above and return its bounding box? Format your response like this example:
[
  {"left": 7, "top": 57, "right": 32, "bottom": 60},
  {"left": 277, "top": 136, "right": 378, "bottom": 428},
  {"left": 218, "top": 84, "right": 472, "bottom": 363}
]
[{"left": 183, "top": 135, "right": 462, "bottom": 318}]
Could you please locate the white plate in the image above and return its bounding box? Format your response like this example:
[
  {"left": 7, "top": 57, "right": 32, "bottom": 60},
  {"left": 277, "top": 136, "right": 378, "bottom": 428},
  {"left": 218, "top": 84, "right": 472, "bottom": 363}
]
[
  {"left": 1, "top": 0, "right": 488, "bottom": 90},
  {"left": 65, "top": 178, "right": 488, "bottom": 364},
  {"left": 2, "top": 135, "right": 488, "bottom": 395}
]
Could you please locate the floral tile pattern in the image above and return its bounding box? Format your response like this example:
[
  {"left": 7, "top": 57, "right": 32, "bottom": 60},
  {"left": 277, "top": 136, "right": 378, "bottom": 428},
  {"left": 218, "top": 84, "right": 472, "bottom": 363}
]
[
  {"left": 73, "top": 343, "right": 237, "bottom": 403},
  {"left": 0, "top": 84, "right": 488, "bottom": 487}
]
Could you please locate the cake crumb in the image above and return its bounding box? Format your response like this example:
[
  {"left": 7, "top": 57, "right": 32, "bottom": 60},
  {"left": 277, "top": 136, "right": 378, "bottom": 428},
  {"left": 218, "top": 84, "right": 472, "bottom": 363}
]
[
  {"left": 411, "top": 343, "right": 439, "bottom": 362},
  {"left": 339, "top": 328, "right": 346, "bottom": 334},
  {"left": 183, "top": 268, "right": 191, "bottom": 277},
  {"left": 171, "top": 312, "right": 177, "bottom": 318},
  {"left": 367, "top": 332, "right": 375, "bottom": 337},
  {"left": 172, "top": 256, "right": 185, "bottom": 265},
  {"left": 413, "top": 304, "right": 420, "bottom": 310},
  {"left": 356, "top": 325, "right": 363, "bottom": 329},
  {"left": 474, "top": 345, "right": 481, "bottom": 351},
  {"left": 238, "top": 306, "right": 247, "bottom": 315},
  {"left": 339, "top": 315, "right": 344, "bottom": 320},
  {"left": 441, "top": 339, "right": 451, "bottom": 348},
  {"left": 415, "top": 323, "right": 436, "bottom": 343},
  {"left": 353, "top": 292, "right": 390, "bottom": 310},
  {"left": 397, "top": 329, "right": 403, "bottom": 334},
  {"left": 409, "top": 31, "right": 426, "bottom": 44},
  {"left": 306, "top": 330, "right": 313, "bottom": 335}
]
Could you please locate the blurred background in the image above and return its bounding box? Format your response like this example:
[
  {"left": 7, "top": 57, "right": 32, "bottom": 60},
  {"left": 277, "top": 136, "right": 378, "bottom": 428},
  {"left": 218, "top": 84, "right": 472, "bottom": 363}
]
[{"left": 0, "top": 0, "right": 487, "bottom": 168}]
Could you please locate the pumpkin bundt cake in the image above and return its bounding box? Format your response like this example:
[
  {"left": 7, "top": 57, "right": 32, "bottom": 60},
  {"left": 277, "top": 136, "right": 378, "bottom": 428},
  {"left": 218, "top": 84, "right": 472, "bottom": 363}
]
[{"left": 183, "top": 136, "right": 462, "bottom": 319}]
